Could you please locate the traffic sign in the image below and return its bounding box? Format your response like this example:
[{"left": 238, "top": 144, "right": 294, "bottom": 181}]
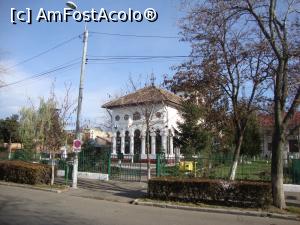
[{"left": 73, "top": 139, "right": 82, "bottom": 152}]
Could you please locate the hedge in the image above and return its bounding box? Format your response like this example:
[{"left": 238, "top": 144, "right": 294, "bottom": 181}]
[
  {"left": 148, "top": 177, "right": 272, "bottom": 208},
  {"left": 0, "top": 160, "right": 52, "bottom": 185}
]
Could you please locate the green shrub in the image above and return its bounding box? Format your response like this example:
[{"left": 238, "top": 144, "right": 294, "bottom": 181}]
[
  {"left": 0, "top": 160, "right": 52, "bottom": 185},
  {"left": 0, "top": 146, "right": 6, "bottom": 152},
  {"left": 148, "top": 177, "right": 272, "bottom": 208}
]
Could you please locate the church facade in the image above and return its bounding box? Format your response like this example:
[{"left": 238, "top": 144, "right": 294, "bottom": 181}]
[{"left": 102, "top": 86, "right": 182, "bottom": 159}]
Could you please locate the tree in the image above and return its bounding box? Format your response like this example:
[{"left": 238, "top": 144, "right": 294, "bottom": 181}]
[
  {"left": 213, "top": 0, "right": 300, "bottom": 209},
  {"left": 39, "top": 98, "right": 66, "bottom": 185},
  {"left": 0, "top": 114, "right": 20, "bottom": 159},
  {"left": 128, "top": 77, "right": 163, "bottom": 180},
  {"left": 171, "top": 0, "right": 300, "bottom": 209},
  {"left": 18, "top": 84, "right": 75, "bottom": 185},
  {"left": 166, "top": 0, "right": 271, "bottom": 181},
  {"left": 105, "top": 76, "right": 170, "bottom": 180},
  {"left": 240, "top": 114, "right": 262, "bottom": 157},
  {"left": 177, "top": 101, "right": 212, "bottom": 156}
]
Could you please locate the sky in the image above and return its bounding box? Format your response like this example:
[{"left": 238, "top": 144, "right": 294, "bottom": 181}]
[{"left": 0, "top": 0, "right": 191, "bottom": 128}]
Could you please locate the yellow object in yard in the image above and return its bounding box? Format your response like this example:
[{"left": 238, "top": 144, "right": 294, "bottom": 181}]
[{"left": 179, "top": 161, "right": 195, "bottom": 172}]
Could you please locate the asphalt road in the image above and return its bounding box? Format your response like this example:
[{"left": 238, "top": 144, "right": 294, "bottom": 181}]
[{"left": 0, "top": 185, "right": 298, "bottom": 225}]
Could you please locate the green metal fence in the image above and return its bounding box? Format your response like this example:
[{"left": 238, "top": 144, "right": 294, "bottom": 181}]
[
  {"left": 78, "top": 147, "right": 111, "bottom": 174},
  {"left": 109, "top": 153, "right": 142, "bottom": 181},
  {"left": 1, "top": 148, "right": 299, "bottom": 184},
  {"left": 156, "top": 153, "right": 299, "bottom": 183}
]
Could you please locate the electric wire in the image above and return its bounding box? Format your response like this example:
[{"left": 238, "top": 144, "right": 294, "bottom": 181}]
[
  {"left": 89, "top": 31, "right": 179, "bottom": 39},
  {"left": 1, "top": 58, "right": 81, "bottom": 88},
  {"left": 87, "top": 55, "right": 194, "bottom": 60},
  {"left": 7, "top": 34, "right": 80, "bottom": 70},
  {"left": 88, "top": 59, "right": 186, "bottom": 65}
]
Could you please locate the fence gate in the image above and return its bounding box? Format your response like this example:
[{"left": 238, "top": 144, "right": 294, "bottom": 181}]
[{"left": 109, "top": 153, "right": 142, "bottom": 181}]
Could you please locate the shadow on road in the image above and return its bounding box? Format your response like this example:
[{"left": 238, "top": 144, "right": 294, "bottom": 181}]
[{"left": 55, "top": 177, "right": 147, "bottom": 202}]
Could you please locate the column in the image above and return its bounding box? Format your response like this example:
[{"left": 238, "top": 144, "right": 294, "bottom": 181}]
[
  {"left": 120, "top": 131, "right": 125, "bottom": 154},
  {"left": 141, "top": 134, "right": 146, "bottom": 155},
  {"left": 151, "top": 133, "right": 156, "bottom": 155},
  {"left": 169, "top": 135, "right": 174, "bottom": 156},
  {"left": 130, "top": 133, "right": 134, "bottom": 155},
  {"left": 112, "top": 133, "right": 116, "bottom": 155}
]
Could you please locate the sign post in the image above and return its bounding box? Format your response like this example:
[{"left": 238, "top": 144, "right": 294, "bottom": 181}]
[{"left": 72, "top": 139, "right": 81, "bottom": 188}]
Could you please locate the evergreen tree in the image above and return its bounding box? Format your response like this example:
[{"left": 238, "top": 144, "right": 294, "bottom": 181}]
[
  {"left": 240, "top": 115, "right": 262, "bottom": 157},
  {"left": 177, "top": 102, "right": 211, "bottom": 156}
]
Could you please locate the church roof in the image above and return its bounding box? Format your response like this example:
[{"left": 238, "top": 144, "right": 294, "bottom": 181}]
[{"left": 102, "top": 86, "right": 182, "bottom": 109}]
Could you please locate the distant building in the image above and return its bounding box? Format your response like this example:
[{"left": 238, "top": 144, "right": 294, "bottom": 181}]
[
  {"left": 66, "top": 127, "right": 111, "bottom": 148},
  {"left": 102, "top": 85, "right": 183, "bottom": 160},
  {"left": 259, "top": 112, "right": 300, "bottom": 158}
]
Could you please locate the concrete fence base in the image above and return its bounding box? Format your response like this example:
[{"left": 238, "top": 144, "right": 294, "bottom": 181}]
[
  {"left": 283, "top": 184, "right": 300, "bottom": 192},
  {"left": 57, "top": 170, "right": 109, "bottom": 181}
]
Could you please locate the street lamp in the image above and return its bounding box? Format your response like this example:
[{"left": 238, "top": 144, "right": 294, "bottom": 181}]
[
  {"left": 66, "top": 1, "right": 77, "bottom": 10},
  {"left": 66, "top": 1, "right": 89, "bottom": 189}
]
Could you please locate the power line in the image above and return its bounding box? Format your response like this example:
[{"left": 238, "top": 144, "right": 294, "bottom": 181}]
[
  {"left": 1, "top": 58, "right": 81, "bottom": 88},
  {"left": 88, "top": 55, "right": 195, "bottom": 60},
  {"left": 90, "top": 31, "right": 179, "bottom": 39},
  {"left": 13, "top": 64, "right": 80, "bottom": 89},
  {"left": 7, "top": 34, "right": 80, "bottom": 70},
  {"left": 88, "top": 59, "right": 186, "bottom": 65}
]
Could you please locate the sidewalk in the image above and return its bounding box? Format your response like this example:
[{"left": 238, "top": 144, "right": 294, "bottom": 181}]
[{"left": 56, "top": 177, "right": 300, "bottom": 206}]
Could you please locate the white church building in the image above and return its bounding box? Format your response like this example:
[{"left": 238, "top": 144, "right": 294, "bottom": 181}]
[{"left": 102, "top": 85, "right": 182, "bottom": 160}]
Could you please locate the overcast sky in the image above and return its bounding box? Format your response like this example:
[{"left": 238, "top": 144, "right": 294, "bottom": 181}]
[{"left": 0, "top": 0, "right": 190, "bottom": 127}]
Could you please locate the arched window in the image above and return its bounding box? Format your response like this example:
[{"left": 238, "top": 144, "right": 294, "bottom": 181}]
[
  {"left": 133, "top": 112, "right": 141, "bottom": 120},
  {"left": 155, "top": 129, "right": 162, "bottom": 154},
  {"left": 156, "top": 112, "right": 162, "bottom": 118},
  {"left": 125, "top": 131, "right": 130, "bottom": 154},
  {"left": 134, "top": 129, "right": 141, "bottom": 154}
]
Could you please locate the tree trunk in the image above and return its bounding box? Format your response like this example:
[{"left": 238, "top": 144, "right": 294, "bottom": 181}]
[
  {"left": 146, "top": 130, "right": 151, "bottom": 180},
  {"left": 271, "top": 118, "right": 286, "bottom": 209},
  {"left": 229, "top": 135, "right": 243, "bottom": 180}
]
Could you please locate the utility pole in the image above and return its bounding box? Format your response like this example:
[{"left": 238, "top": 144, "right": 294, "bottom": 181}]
[{"left": 72, "top": 24, "right": 88, "bottom": 189}]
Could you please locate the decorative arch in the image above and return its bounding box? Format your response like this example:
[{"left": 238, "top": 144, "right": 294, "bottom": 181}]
[
  {"left": 133, "top": 111, "right": 141, "bottom": 120},
  {"left": 134, "top": 129, "right": 141, "bottom": 154},
  {"left": 125, "top": 131, "right": 130, "bottom": 154},
  {"left": 116, "top": 131, "right": 121, "bottom": 154},
  {"left": 155, "top": 129, "right": 162, "bottom": 154}
]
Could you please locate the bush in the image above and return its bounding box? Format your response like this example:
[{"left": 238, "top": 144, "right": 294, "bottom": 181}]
[
  {"left": 148, "top": 177, "right": 271, "bottom": 208},
  {"left": 0, "top": 160, "right": 52, "bottom": 185}
]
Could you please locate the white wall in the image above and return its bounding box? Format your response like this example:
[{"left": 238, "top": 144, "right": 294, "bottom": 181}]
[{"left": 110, "top": 103, "right": 180, "bottom": 134}]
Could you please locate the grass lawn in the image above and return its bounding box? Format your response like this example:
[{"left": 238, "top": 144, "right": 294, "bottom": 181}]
[
  {"left": 35, "top": 183, "right": 69, "bottom": 190},
  {"left": 209, "top": 160, "right": 271, "bottom": 181},
  {"left": 163, "top": 160, "right": 272, "bottom": 181},
  {"left": 287, "top": 206, "right": 300, "bottom": 217}
]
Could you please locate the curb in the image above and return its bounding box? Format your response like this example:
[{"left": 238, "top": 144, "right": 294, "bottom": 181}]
[
  {"left": 133, "top": 199, "right": 300, "bottom": 221},
  {"left": 0, "top": 181, "right": 69, "bottom": 194}
]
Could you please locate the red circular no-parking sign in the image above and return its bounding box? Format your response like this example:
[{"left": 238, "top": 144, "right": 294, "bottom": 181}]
[{"left": 73, "top": 139, "right": 81, "bottom": 150}]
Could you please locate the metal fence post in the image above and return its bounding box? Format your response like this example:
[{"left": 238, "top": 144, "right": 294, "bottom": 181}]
[{"left": 107, "top": 151, "right": 111, "bottom": 178}]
